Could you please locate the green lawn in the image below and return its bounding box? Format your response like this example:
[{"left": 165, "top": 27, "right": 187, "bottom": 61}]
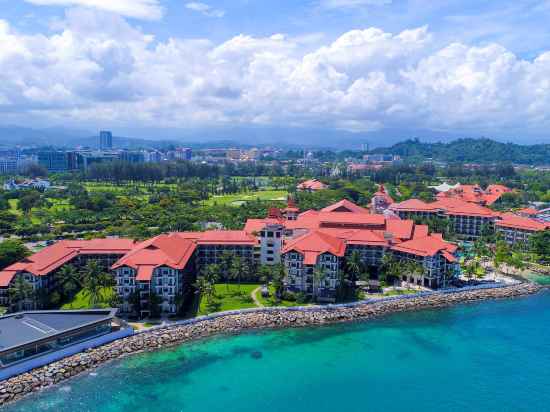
[
  {"left": 8, "top": 198, "right": 41, "bottom": 224},
  {"left": 256, "top": 285, "right": 303, "bottom": 307},
  {"left": 61, "top": 287, "right": 114, "bottom": 309},
  {"left": 204, "top": 190, "right": 288, "bottom": 207},
  {"left": 198, "top": 283, "right": 260, "bottom": 315}
]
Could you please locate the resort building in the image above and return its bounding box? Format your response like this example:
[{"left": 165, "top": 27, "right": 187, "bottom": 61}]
[
  {"left": 495, "top": 213, "right": 550, "bottom": 246},
  {"left": 1, "top": 198, "right": 464, "bottom": 310},
  {"left": 282, "top": 231, "right": 345, "bottom": 302},
  {"left": 0, "top": 239, "right": 137, "bottom": 310},
  {"left": 434, "top": 184, "right": 512, "bottom": 206},
  {"left": 246, "top": 199, "right": 459, "bottom": 302},
  {"left": 391, "top": 234, "right": 458, "bottom": 288},
  {"left": 296, "top": 179, "right": 328, "bottom": 192},
  {"left": 112, "top": 233, "right": 197, "bottom": 317},
  {"left": 390, "top": 198, "right": 497, "bottom": 239}
]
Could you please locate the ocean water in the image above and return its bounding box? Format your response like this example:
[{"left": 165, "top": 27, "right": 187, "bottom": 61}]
[{"left": 7, "top": 291, "right": 550, "bottom": 412}]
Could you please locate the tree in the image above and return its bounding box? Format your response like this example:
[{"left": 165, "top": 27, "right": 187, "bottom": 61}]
[
  {"left": 346, "top": 250, "right": 363, "bottom": 285},
  {"left": 0, "top": 240, "right": 30, "bottom": 269},
  {"left": 529, "top": 231, "right": 550, "bottom": 264},
  {"left": 148, "top": 291, "right": 163, "bottom": 318},
  {"left": 507, "top": 252, "right": 526, "bottom": 274},
  {"left": 194, "top": 276, "right": 215, "bottom": 306},
  {"left": 312, "top": 266, "right": 328, "bottom": 301},
  {"left": 405, "top": 261, "right": 425, "bottom": 285},
  {"left": 8, "top": 276, "right": 34, "bottom": 312},
  {"left": 258, "top": 265, "right": 272, "bottom": 285},
  {"left": 230, "top": 256, "right": 243, "bottom": 292},
  {"left": 220, "top": 251, "right": 233, "bottom": 288},
  {"left": 201, "top": 264, "right": 220, "bottom": 287},
  {"left": 128, "top": 289, "right": 142, "bottom": 317},
  {"left": 493, "top": 241, "right": 510, "bottom": 274},
  {"left": 57, "top": 264, "right": 82, "bottom": 299},
  {"left": 271, "top": 264, "right": 286, "bottom": 300},
  {"left": 380, "top": 254, "right": 403, "bottom": 285},
  {"left": 81, "top": 260, "right": 107, "bottom": 308},
  {"left": 18, "top": 191, "right": 43, "bottom": 214}
]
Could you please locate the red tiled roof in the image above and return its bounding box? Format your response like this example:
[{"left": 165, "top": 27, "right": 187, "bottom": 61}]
[
  {"left": 282, "top": 231, "right": 346, "bottom": 264},
  {"left": 432, "top": 198, "right": 495, "bottom": 217},
  {"left": 317, "top": 212, "right": 386, "bottom": 228},
  {"left": 0, "top": 239, "right": 136, "bottom": 287},
  {"left": 496, "top": 213, "right": 549, "bottom": 232},
  {"left": 516, "top": 208, "right": 539, "bottom": 216},
  {"left": 391, "top": 234, "right": 457, "bottom": 259},
  {"left": 413, "top": 224, "right": 430, "bottom": 239},
  {"left": 112, "top": 233, "right": 196, "bottom": 273},
  {"left": 321, "top": 199, "right": 370, "bottom": 214},
  {"left": 297, "top": 179, "right": 328, "bottom": 191},
  {"left": 195, "top": 230, "right": 258, "bottom": 245},
  {"left": 436, "top": 184, "right": 511, "bottom": 206},
  {"left": 390, "top": 199, "right": 440, "bottom": 212},
  {"left": 136, "top": 265, "right": 155, "bottom": 281},
  {"left": 385, "top": 219, "right": 415, "bottom": 240}
]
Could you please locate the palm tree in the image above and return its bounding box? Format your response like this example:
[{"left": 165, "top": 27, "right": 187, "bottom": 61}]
[
  {"left": 220, "top": 251, "right": 233, "bottom": 289},
  {"left": 271, "top": 264, "right": 286, "bottom": 300},
  {"left": 81, "top": 260, "right": 105, "bottom": 308},
  {"left": 461, "top": 260, "right": 477, "bottom": 282},
  {"left": 312, "top": 266, "right": 328, "bottom": 301},
  {"left": 202, "top": 264, "right": 221, "bottom": 286},
  {"left": 8, "top": 276, "right": 34, "bottom": 312},
  {"left": 346, "top": 250, "right": 363, "bottom": 285},
  {"left": 258, "top": 265, "right": 272, "bottom": 286},
  {"left": 57, "top": 265, "right": 82, "bottom": 300},
  {"left": 230, "top": 257, "right": 243, "bottom": 293},
  {"left": 405, "top": 261, "right": 425, "bottom": 287}
]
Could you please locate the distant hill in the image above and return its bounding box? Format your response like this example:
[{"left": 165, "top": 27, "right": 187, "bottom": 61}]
[
  {"left": 0, "top": 126, "right": 179, "bottom": 149},
  {"left": 371, "top": 138, "right": 550, "bottom": 165}
]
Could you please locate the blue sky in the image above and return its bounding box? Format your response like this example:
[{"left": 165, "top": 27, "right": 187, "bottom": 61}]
[{"left": 1, "top": 0, "right": 550, "bottom": 143}]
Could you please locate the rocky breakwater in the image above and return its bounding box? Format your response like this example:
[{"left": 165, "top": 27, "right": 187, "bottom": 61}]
[{"left": 0, "top": 282, "right": 542, "bottom": 406}]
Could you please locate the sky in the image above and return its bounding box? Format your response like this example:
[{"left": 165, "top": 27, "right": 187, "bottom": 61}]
[{"left": 1, "top": 0, "right": 550, "bottom": 144}]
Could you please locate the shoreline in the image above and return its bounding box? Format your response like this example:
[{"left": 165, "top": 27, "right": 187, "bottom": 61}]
[{"left": 0, "top": 282, "right": 543, "bottom": 407}]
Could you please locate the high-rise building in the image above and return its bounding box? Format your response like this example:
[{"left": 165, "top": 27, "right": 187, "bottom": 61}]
[
  {"left": 38, "top": 151, "right": 70, "bottom": 172},
  {"left": 99, "top": 131, "right": 113, "bottom": 150}
]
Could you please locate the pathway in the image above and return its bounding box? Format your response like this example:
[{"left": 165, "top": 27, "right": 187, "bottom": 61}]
[{"left": 251, "top": 287, "right": 264, "bottom": 308}]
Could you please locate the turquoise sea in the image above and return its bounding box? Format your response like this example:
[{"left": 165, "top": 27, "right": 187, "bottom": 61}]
[{"left": 7, "top": 291, "right": 550, "bottom": 412}]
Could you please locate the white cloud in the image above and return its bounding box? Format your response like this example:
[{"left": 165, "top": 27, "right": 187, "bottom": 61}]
[
  {"left": 1, "top": 11, "right": 550, "bottom": 135},
  {"left": 185, "top": 2, "right": 225, "bottom": 18},
  {"left": 23, "top": 0, "right": 163, "bottom": 20}
]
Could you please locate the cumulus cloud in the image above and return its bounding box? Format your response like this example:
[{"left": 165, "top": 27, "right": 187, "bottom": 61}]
[
  {"left": 1, "top": 11, "right": 550, "bottom": 134},
  {"left": 23, "top": 0, "right": 163, "bottom": 20},
  {"left": 185, "top": 2, "right": 225, "bottom": 18}
]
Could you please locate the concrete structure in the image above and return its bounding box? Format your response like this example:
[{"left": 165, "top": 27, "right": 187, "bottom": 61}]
[
  {"left": 495, "top": 213, "right": 550, "bottom": 246},
  {"left": 37, "top": 151, "right": 75, "bottom": 172},
  {"left": 0, "top": 309, "right": 124, "bottom": 369},
  {"left": 390, "top": 197, "right": 497, "bottom": 239},
  {"left": 246, "top": 199, "right": 459, "bottom": 302},
  {"left": 99, "top": 131, "right": 113, "bottom": 150},
  {"left": 3, "top": 178, "right": 51, "bottom": 191},
  {"left": 1, "top": 199, "right": 463, "bottom": 310},
  {"left": 0, "top": 239, "right": 137, "bottom": 310}
]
